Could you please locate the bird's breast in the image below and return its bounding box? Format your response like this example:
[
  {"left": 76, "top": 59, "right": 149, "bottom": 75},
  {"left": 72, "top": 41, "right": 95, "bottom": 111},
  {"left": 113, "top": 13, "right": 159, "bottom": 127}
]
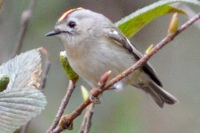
[{"left": 65, "top": 41, "right": 140, "bottom": 88}]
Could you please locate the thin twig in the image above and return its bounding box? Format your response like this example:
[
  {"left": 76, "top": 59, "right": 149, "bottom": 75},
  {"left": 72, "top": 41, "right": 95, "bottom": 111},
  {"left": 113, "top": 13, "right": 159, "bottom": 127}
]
[
  {"left": 51, "top": 12, "right": 200, "bottom": 133},
  {"left": 46, "top": 80, "right": 76, "bottom": 133},
  {"left": 12, "top": 0, "right": 37, "bottom": 58},
  {"left": 79, "top": 113, "right": 87, "bottom": 133},
  {"left": 20, "top": 121, "right": 31, "bottom": 133},
  {"left": 83, "top": 103, "right": 95, "bottom": 133},
  {"left": 18, "top": 1, "right": 37, "bottom": 133},
  {"left": 79, "top": 103, "right": 95, "bottom": 133},
  {"left": 39, "top": 48, "right": 51, "bottom": 91},
  {"left": 175, "top": 3, "right": 200, "bottom": 30}
]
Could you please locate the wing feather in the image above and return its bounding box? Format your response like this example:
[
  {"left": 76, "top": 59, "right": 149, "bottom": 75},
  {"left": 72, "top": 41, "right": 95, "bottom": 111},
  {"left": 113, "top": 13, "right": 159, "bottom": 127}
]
[{"left": 104, "top": 27, "right": 162, "bottom": 87}]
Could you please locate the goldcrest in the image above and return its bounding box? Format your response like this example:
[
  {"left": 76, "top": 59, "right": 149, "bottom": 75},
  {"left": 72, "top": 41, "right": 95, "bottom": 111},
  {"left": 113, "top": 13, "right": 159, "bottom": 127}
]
[{"left": 46, "top": 8, "right": 178, "bottom": 108}]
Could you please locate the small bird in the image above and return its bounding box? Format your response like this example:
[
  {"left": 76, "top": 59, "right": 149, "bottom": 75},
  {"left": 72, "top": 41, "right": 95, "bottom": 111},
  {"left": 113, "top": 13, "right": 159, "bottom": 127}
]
[{"left": 46, "top": 8, "right": 178, "bottom": 108}]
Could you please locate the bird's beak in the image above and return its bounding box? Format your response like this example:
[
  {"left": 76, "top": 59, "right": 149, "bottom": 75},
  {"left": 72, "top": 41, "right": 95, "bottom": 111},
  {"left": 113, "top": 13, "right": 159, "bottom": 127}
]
[{"left": 45, "top": 30, "right": 61, "bottom": 37}]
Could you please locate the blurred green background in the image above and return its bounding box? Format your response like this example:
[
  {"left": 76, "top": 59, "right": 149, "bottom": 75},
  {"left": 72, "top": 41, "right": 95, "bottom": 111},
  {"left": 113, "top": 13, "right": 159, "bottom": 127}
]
[{"left": 1, "top": 0, "right": 200, "bottom": 133}]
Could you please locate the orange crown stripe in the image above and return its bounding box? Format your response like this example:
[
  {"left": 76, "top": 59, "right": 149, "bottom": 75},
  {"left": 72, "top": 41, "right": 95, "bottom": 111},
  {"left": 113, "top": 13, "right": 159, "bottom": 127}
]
[{"left": 58, "top": 7, "right": 84, "bottom": 22}]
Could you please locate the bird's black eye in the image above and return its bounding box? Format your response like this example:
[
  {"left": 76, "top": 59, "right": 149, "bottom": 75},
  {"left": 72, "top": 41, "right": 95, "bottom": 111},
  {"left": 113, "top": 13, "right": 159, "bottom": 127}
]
[{"left": 68, "top": 21, "right": 76, "bottom": 28}]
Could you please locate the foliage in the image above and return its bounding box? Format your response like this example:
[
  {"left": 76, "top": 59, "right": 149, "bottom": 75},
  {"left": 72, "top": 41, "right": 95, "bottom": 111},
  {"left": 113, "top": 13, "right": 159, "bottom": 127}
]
[
  {"left": 0, "top": 49, "right": 47, "bottom": 133},
  {"left": 116, "top": 0, "right": 200, "bottom": 37}
]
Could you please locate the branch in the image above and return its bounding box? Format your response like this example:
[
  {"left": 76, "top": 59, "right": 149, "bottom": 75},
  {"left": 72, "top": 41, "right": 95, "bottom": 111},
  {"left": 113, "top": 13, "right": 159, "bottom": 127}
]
[
  {"left": 12, "top": 0, "right": 37, "bottom": 58},
  {"left": 46, "top": 80, "right": 76, "bottom": 133},
  {"left": 52, "top": 12, "right": 200, "bottom": 133}
]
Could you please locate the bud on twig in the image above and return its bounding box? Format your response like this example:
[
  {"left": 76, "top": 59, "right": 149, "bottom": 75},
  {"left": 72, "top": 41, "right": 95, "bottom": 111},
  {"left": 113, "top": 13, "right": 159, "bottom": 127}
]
[
  {"left": 168, "top": 13, "right": 179, "bottom": 35},
  {"left": 0, "top": 74, "right": 9, "bottom": 92},
  {"left": 60, "top": 51, "right": 79, "bottom": 83},
  {"left": 98, "top": 70, "right": 112, "bottom": 89},
  {"left": 59, "top": 115, "right": 73, "bottom": 130},
  {"left": 145, "top": 44, "right": 154, "bottom": 54},
  {"left": 81, "top": 86, "right": 89, "bottom": 101}
]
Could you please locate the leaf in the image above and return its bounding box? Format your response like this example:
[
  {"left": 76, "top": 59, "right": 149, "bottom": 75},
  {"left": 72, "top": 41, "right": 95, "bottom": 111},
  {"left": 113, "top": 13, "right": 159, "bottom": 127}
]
[
  {"left": 115, "top": 0, "right": 200, "bottom": 38},
  {"left": 0, "top": 49, "right": 42, "bottom": 90},
  {"left": 0, "top": 49, "right": 47, "bottom": 132},
  {"left": 0, "top": 88, "right": 46, "bottom": 133}
]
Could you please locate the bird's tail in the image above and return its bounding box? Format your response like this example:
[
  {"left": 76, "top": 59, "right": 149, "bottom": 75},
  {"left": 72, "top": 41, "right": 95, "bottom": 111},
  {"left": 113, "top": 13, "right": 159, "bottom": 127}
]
[{"left": 140, "top": 81, "right": 178, "bottom": 108}]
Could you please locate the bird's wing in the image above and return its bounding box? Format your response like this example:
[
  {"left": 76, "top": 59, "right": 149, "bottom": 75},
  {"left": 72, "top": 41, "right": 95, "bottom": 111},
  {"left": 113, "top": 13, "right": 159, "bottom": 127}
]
[{"left": 103, "top": 27, "right": 162, "bottom": 87}]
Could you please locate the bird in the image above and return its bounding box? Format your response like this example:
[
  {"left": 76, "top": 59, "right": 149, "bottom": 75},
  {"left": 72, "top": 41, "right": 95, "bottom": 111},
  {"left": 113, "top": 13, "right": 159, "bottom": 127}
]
[{"left": 46, "top": 7, "right": 178, "bottom": 108}]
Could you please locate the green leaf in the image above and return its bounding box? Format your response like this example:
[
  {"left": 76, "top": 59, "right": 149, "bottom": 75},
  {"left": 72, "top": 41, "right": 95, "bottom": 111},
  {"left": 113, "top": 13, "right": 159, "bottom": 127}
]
[
  {"left": 0, "top": 49, "right": 47, "bottom": 132},
  {"left": 115, "top": 0, "right": 200, "bottom": 38},
  {"left": 60, "top": 51, "right": 79, "bottom": 82},
  {"left": 0, "top": 74, "right": 9, "bottom": 92},
  {"left": 0, "top": 88, "right": 46, "bottom": 133}
]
